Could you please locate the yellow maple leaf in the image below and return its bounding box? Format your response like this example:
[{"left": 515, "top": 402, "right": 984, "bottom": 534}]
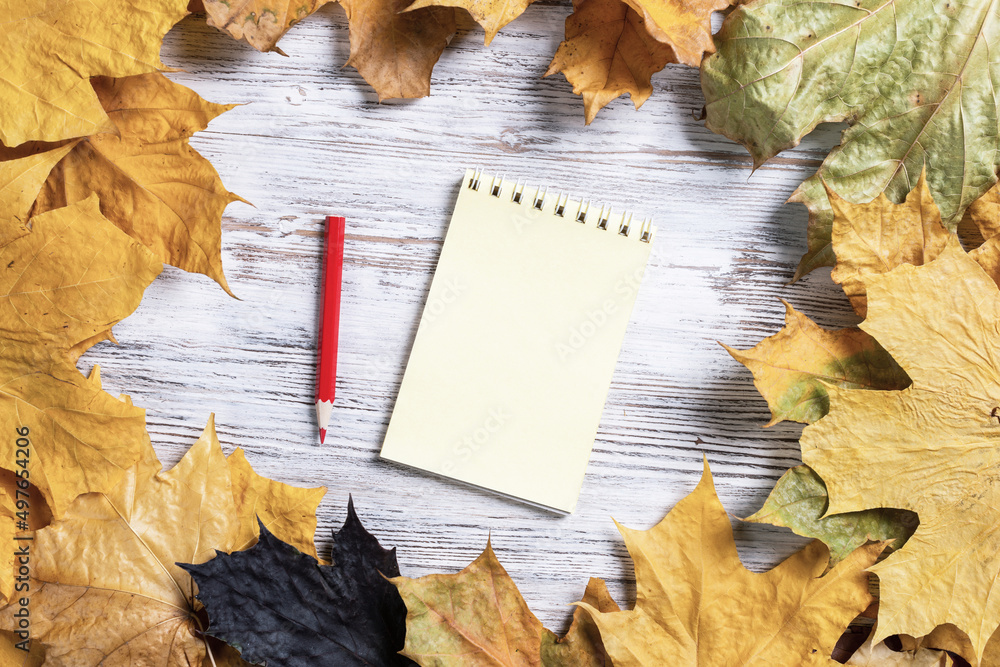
[
  {"left": 619, "top": 0, "right": 730, "bottom": 66},
  {"left": 0, "top": 0, "right": 188, "bottom": 146},
  {"left": 0, "top": 143, "right": 76, "bottom": 230},
  {"left": 341, "top": 0, "right": 457, "bottom": 100},
  {"left": 801, "top": 241, "right": 1000, "bottom": 662},
  {"left": 545, "top": 0, "right": 676, "bottom": 124},
  {"left": 0, "top": 195, "right": 161, "bottom": 518},
  {"left": 201, "top": 0, "right": 333, "bottom": 52},
  {"left": 579, "top": 461, "right": 884, "bottom": 666},
  {"left": 227, "top": 447, "right": 326, "bottom": 559},
  {"left": 14, "top": 73, "right": 245, "bottom": 295},
  {"left": 724, "top": 300, "right": 909, "bottom": 426},
  {"left": 0, "top": 416, "right": 323, "bottom": 666},
  {"left": 829, "top": 174, "right": 957, "bottom": 317}
]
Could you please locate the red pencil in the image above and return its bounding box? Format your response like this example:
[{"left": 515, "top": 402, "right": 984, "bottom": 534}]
[{"left": 316, "top": 216, "right": 345, "bottom": 444}]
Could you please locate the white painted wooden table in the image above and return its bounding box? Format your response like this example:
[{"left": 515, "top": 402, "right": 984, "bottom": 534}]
[{"left": 84, "top": 5, "right": 860, "bottom": 632}]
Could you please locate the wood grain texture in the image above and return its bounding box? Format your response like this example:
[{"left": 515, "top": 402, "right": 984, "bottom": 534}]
[{"left": 78, "top": 4, "right": 864, "bottom": 633}]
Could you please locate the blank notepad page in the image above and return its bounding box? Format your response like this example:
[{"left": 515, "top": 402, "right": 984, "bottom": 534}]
[{"left": 380, "top": 169, "right": 653, "bottom": 512}]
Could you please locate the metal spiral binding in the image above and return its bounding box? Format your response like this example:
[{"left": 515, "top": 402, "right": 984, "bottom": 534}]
[
  {"left": 619, "top": 212, "right": 633, "bottom": 237},
  {"left": 533, "top": 185, "right": 548, "bottom": 210},
  {"left": 511, "top": 180, "right": 525, "bottom": 204},
  {"left": 554, "top": 193, "right": 569, "bottom": 217},
  {"left": 469, "top": 167, "right": 484, "bottom": 191},
  {"left": 466, "top": 169, "right": 654, "bottom": 243}
]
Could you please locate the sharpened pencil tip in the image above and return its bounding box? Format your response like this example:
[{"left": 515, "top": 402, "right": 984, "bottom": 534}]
[{"left": 319, "top": 428, "right": 327, "bottom": 444}]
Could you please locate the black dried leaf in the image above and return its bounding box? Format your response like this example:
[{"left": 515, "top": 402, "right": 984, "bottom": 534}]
[{"left": 180, "top": 497, "right": 413, "bottom": 666}]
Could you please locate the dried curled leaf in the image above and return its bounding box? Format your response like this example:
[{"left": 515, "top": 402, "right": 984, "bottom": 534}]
[
  {"left": 20, "top": 73, "right": 245, "bottom": 294},
  {"left": 0, "top": 0, "right": 188, "bottom": 146},
  {"left": 201, "top": 0, "right": 334, "bottom": 52},
  {"left": 802, "top": 242, "right": 1000, "bottom": 661},
  {"left": 701, "top": 0, "right": 1000, "bottom": 278},
  {"left": 746, "top": 465, "right": 917, "bottom": 565},
  {"left": 545, "top": 0, "right": 676, "bottom": 124},
  {"left": 580, "top": 461, "right": 884, "bottom": 666},
  {"left": 342, "top": 0, "right": 457, "bottom": 100},
  {"left": 724, "top": 300, "right": 909, "bottom": 426}
]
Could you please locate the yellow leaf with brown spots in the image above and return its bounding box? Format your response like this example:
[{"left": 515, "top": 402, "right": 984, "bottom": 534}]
[{"left": 393, "top": 541, "right": 547, "bottom": 665}]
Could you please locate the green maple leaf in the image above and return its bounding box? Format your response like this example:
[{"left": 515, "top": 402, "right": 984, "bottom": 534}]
[{"left": 701, "top": 0, "right": 1000, "bottom": 278}]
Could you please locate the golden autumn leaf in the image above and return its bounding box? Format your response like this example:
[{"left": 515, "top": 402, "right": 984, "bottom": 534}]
[
  {"left": 227, "top": 447, "right": 325, "bottom": 559},
  {"left": 0, "top": 416, "right": 324, "bottom": 666},
  {"left": 545, "top": 0, "right": 676, "bottom": 124},
  {"left": 13, "top": 72, "right": 245, "bottom": 295},
  {"left": 201, "top": 0, "right": 333, "bottom": 52},
  {"left": 829, "top": 174, "right": 955, "bottom": 317},
  {"left": 341, "top": 0, "right": 456, "bottom": 100},
  {"left": 0, "top": 143, "right": 75, "bottom": 230},
  {"left": 801, "top": 242, "right": 1000, "bottom": 662},
  {"left": 0, "top": 0, "right": 188, "bottom": 146},
  {"left": 393, "top": 541, "right": 546, "bottom": 665},
  {"left": 0, "top": 195, "right": 161, "bottom": 518},
  {"left": 579, "top": 461, "right": 884, "bottom": 666},
  {"left": 620, "top": 0, "right": 729, "bottom": 66},
  {"left": 826, "top": 174, "right": 1000, "bottom": 312},
  {"left": 724, "top": 300, "right": 909, "bottom": 426},
  {"left": 541, "top": 578, "right": 618, "bottom": 666},
  {"left": 406, "top": 0, "right": 525, "bottom": 45}
]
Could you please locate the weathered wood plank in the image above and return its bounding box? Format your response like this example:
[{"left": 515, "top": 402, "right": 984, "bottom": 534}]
[{"left": 77, "top": 5, "right": 865, "bottom": 631}]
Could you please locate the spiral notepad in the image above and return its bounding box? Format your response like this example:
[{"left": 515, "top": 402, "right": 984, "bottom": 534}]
[{"left": 380, "top": 169, "right": 654, "bottom": 513}]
